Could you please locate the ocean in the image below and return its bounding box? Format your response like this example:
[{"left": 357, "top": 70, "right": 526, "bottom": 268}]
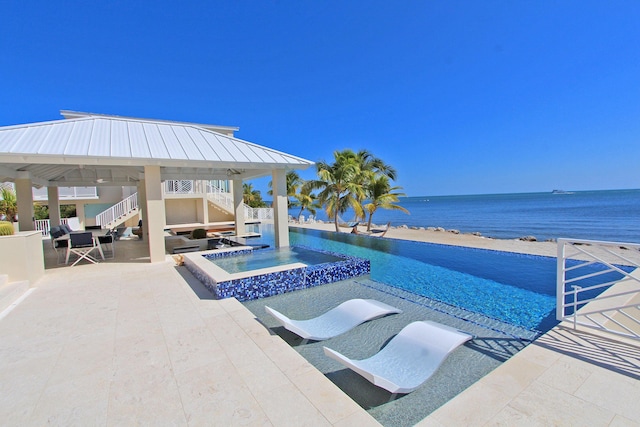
[{"left": 289, "top": 189, "right": 640, "bottom": 243}]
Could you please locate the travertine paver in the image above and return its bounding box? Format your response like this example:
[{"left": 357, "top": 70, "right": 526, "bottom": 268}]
[
  {"left": 420, "top": 325, "right": 640, "bottom": 426},
  {"left": 0, "top": 241, "right": 379, "bottom": 426}
]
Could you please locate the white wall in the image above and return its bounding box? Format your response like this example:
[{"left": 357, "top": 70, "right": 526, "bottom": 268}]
[
  {"left": 165, "top": 199, "right": 200, "bottom": 224},
  {"left": 0, "top": 231, "right": 44, "bottom": 284}
]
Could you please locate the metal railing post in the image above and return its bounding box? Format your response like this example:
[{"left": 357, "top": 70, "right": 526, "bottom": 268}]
[
  {"left": 571, "top": 285, "right": 581, "bottom": 329},
  {"left": 556, "top": 239, "right": 567, "bottom": 322}
]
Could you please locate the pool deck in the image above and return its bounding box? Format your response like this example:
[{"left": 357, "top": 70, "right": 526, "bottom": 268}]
[
  {"left": 1, "top": 238, "right": 639, "bottom": 425},
  {"left": 418, "top": 324, "right": 640, "bottom": 426},
  {"left": 1, "top": 240, "right": 377, "bottom": 426}
]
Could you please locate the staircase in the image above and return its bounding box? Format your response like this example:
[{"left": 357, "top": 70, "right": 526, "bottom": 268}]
[
  {"left": 204, "top": 182, "right": 273, "bottom": 220},
  {"left": 204, "top": 182, "right": 235, "bottom": 216},
  {"left": 94, "top": 181, "right": 274, "bottom": 230},
  {"left": 95, "top": 193, "right": 139, "bottom": 229}
]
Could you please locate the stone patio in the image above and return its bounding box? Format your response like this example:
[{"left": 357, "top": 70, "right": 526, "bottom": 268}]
[{"left": 0, "top": 238, "right": 638, "bottom": 425}]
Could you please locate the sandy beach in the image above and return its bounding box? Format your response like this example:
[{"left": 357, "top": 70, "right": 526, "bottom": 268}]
[{"left": 292, "top": 221, "right": 640, "bottom": 264}]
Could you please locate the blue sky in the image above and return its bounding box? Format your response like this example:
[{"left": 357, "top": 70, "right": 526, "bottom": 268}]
[{"left": 1, "top": 1, "right": 639, "bottom": 196}]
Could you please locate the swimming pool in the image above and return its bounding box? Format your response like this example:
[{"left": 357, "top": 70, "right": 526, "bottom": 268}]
[{"left": 282, "top": 226, "right": 629, "bottom": 333}]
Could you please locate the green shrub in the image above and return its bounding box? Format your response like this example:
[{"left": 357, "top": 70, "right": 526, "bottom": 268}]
[
  {"left": 0, "top": 221, "right": 15, "bottom": 236},
  {"left": 191, "top": 228, "right": 207, "bottom": 239}
]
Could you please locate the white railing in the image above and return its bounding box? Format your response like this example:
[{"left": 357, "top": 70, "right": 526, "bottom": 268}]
[
  {"left": 557, "top": 238, "right": 640, "bottom": 341},
  {"left": 245, "top": 206, "right": 273, "bottom": 221},
  {"left": 204, "top": 181, "right": 273, "bottom": 220},
  {"left": 164, "top": 180, "right": 197, "bottom": 194},
  {"left": 166, "top": 180, "right": 267, "bottom": 219},
  {"left": 164, "top": 180, "right": 230, "bottom": 195},
  {"left": 34, "top": 217, "right": 73, "bottom": 236},
  {"left": 34, "top": 219, "right": 50, "bottom": 235},
  {"left": 205, "top": 181, "right": 235, "bottom": 212},
  {"left": 32, "top": 186, "right": 98, "bottom": 201},
  {"left": 95, "top": 193, "right": 138, "bottom": 227}
]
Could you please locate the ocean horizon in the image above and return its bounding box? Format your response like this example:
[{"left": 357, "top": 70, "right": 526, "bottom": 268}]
[{"left": 289, "top": 188, "right": 640, "bottom": 243}]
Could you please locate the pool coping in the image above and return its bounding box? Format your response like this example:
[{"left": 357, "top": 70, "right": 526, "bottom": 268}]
[{"left": 183, "top": 246, "right": 310, "bottom": 282}]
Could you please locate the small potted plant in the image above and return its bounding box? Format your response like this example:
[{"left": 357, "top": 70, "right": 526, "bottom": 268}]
[
  {"left": 0, "top": 187, "right": 18, "bottom": 230},
  {"left": 191, "top": 228, "right": 207, "bottom": 240},
  {"left": 0, "top": 220, "right": 14, "bottom": 236}
]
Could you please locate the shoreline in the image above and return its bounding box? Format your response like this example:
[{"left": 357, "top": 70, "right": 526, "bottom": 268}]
[{"left": 291, "top": 222, "right": 640, "bottom": 264}]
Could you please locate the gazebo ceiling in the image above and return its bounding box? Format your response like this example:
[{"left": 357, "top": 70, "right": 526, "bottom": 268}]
[{"left": 0, "top": 111, "right": 313, "bottom": 187}]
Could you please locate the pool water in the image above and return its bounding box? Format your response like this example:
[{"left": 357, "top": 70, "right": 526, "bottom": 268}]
[
  {"left": 250, "top": 225, "right": 628, "bottom": 333},
  {"left": 286, "top": 229, "right": 554, "bottom": 331},
  {"left": 208, "top": 246, "right": 344, "bottom": 274},
  {"left": 291, "top": 227, "right": 634, "bottom": 333}
]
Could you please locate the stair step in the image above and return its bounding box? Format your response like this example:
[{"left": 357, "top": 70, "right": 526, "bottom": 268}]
[{"left": 0, "top": 280, "right": 30, "bottom": 313}]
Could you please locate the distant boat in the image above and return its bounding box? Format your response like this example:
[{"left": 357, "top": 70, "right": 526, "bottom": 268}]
[{"left": 552, "top": 189, "right": 574, "bottom": 194}]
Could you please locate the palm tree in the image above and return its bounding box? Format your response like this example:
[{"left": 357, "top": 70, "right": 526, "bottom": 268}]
[
  {"left": 353, "top": 150, "right": 398, "bottom": 221},
  {"left": 355, "top": 149, "right": 397, "bottom": 180},
  {"left": 306, "top": 149, "right": 365, "bottom": 232},
  {"left": 291, "top": 186, "right": 321, "bottom": 222},
  {"left": 242, "top": 183, "right": 267, "bottom": 208},
  {"left": 363, "top": 175, "right": 409, "bottom": 231}
]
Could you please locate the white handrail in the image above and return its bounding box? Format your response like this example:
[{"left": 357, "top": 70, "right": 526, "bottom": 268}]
[
  {"left": 34, "top": 219, "right": 50, "bottom": 235},
  {"left": 32, "top": 186, "right": 98, "bottom": 201},
  {"left": 244, "top": 205, "right": 273, "bottom": 220},
  {"left": 205, "top": 181, "right": 235, "bottom": 212},
  {"left": 95, "top": 193, "right": 138, "bottom": 227},
  {"left": 205, "top": 181, "right": 273, "bottom": 220},
  {"left": 557, "top": 238, "right": 640, "bottom": 341},
  {"left": 164, "top": 180, "right": 198, "bottom": 194},
  {"left": 34, "top": 217, "right": 73, "bottom": 236}
]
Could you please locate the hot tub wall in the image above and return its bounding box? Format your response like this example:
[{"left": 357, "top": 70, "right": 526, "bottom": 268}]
[
  {"left": 216, "top": 257, "right": 371, "bottom": 301},
  {"left": 186, "top": 246, "right": 371, "bottom": 301}
]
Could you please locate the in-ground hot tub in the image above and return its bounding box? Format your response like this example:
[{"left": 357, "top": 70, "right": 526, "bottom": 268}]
[{"left": 183, "top": 245, "right": 370, "bottom": 301}]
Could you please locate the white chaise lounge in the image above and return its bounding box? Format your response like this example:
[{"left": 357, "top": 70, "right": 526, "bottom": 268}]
[
  {"left": 323, "top": 320, "right": 473, "bottom": 394},
  {"left": 264, "top": 299, "right": 402, "bottom": 341}
]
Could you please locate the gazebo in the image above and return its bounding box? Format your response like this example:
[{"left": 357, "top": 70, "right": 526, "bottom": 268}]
[{"left": 0, "top": 111, "right": 314, "bottom": 262}]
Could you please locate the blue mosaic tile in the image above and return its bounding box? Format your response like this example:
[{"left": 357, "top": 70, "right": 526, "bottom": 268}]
[{"left": 202, "top": 249, "right": 253, "bottom": 261}]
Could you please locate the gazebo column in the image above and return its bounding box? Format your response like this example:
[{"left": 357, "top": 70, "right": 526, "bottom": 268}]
[
  {"left": 198, "top": 186, "right": 209, "bottom": 223},
  {"left": 15, "top": 173, "right": 34, "bottom": 231},
  {"left": 271, "top": 169, "right": 289, "bottom": 248},
  {"left": 136, "top": 180, "right": 145, "bottom": 232},
  {"left": 75, "top": 202, "right": 86, "bottom": 229},
  {"left": 232, "top": 178, "right": 245, "bottom": 237},
  {"left": 47, "top": 187, "right": 61, "bottom": 227},
  {"left": 143, "top": 166, "right": 166, "bottom": 263}
]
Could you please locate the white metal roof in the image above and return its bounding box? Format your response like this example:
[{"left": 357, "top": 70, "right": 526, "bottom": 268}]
[
  {"left": 0, "top": 112, "right": 313, "bottom": 187},
  {"left": 59, "top": 110, "right": 240, "bottom": 135}
]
